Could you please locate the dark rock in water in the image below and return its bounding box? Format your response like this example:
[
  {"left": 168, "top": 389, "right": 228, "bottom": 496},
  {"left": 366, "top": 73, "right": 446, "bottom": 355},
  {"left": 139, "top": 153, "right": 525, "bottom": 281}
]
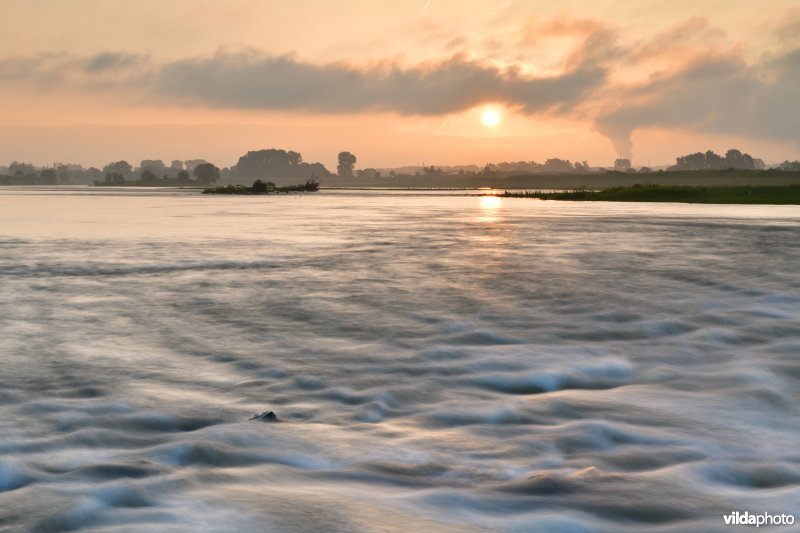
[{"left": 249, "top": 410, "right": 278, "bottom": 422}]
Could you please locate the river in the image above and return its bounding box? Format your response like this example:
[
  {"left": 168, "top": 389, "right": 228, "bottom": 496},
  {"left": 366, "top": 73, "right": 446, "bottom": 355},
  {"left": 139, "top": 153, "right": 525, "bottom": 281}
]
[{"left": 1, "top": 187, "right": 798, "bottom": 531}]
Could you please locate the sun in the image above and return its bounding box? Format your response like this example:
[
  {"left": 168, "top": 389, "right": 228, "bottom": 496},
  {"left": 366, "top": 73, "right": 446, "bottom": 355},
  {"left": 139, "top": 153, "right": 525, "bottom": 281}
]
[{"left": 480, "top": 108, "right": 501, "bottom": 128}]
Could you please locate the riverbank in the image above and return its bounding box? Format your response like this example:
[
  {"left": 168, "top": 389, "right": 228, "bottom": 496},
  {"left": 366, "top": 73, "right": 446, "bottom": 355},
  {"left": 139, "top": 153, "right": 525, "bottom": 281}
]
[
  {"left": 501, "top": 184, "right": 800, "bottom": 204},
  {"left": 313, "top": 169, "right": 800, "bottom": 189},
  {"left": 203, "top": 179, "right": 319, "bottom": 194}
]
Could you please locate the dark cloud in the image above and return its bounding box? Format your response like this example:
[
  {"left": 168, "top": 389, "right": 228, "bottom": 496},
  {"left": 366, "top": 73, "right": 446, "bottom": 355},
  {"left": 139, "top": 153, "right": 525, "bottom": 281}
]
[
  {"left": 153, "top": 51, "right": 607, "bottom": 115},
  {"left": 594, "top": 48, "right": 800, "bottom": 158},
  {"left": 84, "top": 52, "right": 147, "bottom": 72},
  {"left": 591, "top": 12, "right": 800, "bottom": 157},
  {"left": 0, "top": 48, "right": 606, "bottom": 116}
]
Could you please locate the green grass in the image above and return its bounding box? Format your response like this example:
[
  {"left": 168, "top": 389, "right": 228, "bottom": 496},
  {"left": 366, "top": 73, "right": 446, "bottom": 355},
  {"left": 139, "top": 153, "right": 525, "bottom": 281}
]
[{"left": 501, "top": 184, "right": 800, "bottom": 204}]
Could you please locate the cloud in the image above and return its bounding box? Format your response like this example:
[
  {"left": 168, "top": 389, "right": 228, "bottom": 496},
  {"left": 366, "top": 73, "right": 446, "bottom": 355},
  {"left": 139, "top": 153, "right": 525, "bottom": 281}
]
[
  {"left": 594, "top": 47, "right": 800, "bottom": 158},
  {"left": 84, "top": 52, "right": 147, "bottom": 73},
  {"left": 0, "top": 46, "right": 607, "bottom": 117},
  {"left": 153, "top": 51, "right": 607, "bottom": 116},
  {"left": 629, "top": 17, "right": 725, "bottom": 63},
  {"left": 520, "top": 15, "right": 607, "bottom": 44},
  {"left": 0, "top": 52, "right": 150, "bottom": 87},
  {"left": 0, "top": 10, "right": 798, "bottom": 159}
]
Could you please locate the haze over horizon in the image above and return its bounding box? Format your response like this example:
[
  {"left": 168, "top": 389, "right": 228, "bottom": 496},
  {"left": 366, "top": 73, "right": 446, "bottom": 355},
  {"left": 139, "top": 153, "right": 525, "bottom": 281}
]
[{"left": 1, "top": 0, "right": 799, "bottom": 170}]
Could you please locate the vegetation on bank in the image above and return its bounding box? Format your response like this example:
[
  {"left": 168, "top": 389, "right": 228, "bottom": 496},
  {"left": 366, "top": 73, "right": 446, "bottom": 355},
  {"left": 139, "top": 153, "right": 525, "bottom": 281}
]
[
  {"left": 94, "top": 162, "right": 221, "bottom": 187},
  {"left": 1, "top": 173, "right": 60, "bottom": 186},
  {"left": 3, "top": 146, "right": 800, "bottom": 187},
  {"left": 501, "top": 184, "right": 800, "bottom": 204},
  {"left": 202, "top": 179, "right": 320, "bottom": 194},
  {"left": 94, "top": 176, "right": 200, "bottom": 187}
]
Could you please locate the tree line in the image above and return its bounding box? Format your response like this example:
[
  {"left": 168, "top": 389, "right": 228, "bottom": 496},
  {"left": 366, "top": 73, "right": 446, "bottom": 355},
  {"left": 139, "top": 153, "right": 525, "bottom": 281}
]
[
  {"left": 0, "top": 150, "right": 360, "bottom": 185},
  {"left": 98, "top": 160, "right": 221, "bottom": 186},
  {"left": 3, "top": 147, "right": 800, "bottom": 186},
  {"left": 668, "top": 149, "right": 765, "bottom": 171}
]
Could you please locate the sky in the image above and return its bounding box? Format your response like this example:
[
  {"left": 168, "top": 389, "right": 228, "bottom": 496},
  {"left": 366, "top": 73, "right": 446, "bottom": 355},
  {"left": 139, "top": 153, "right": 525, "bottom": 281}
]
[{"left": 1, "top": 0, "right": 798, "bottom": 170}]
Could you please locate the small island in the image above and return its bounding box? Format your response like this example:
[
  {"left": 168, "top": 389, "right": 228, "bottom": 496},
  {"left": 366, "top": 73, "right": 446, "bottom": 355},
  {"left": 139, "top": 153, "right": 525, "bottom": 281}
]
[
  {"left": 501, "top": 184, "right": 800, "bottom": 205},
  {"left": 202, "top": 178, "right": 320, "bottom": 194}
]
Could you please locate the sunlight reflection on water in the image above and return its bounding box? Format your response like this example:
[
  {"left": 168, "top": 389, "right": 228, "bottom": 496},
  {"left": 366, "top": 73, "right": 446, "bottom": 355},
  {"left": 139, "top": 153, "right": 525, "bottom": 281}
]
[{"left": 478, "top": 194, "right": 502, "bottom": 222}]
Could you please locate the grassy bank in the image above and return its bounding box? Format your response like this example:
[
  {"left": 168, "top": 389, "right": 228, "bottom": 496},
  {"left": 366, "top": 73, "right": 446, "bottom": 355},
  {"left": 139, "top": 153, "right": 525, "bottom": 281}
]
[
  {"left": 501, "top": 184, "right": 800, "bottom": 204},
  {"left": 315, "top": 169, "right": 800, "bottom": 189},
  {"left": 203, "top": 179, "right": 319, "bottom": 194}
]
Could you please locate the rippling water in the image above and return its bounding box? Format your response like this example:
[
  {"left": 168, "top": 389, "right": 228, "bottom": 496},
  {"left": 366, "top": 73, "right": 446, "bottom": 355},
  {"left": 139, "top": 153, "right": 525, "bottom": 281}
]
[{"left": 1, "top": 187, "right": 799, "bottom": 532}]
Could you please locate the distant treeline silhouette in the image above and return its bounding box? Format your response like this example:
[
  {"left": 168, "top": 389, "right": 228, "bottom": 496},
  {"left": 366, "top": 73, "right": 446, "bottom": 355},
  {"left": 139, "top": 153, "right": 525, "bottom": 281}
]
[
  {"left": 96, "top": 161, "right": 221, "bottom": 186},
  {"left": 230, "top": 149, "right": 331, "bottom": 179},
  {"left": 668, "top": 149, "right": 764, "bottom": 171},
  {"left": 3, "top": 147, "right": 800, "bottom": 186}
]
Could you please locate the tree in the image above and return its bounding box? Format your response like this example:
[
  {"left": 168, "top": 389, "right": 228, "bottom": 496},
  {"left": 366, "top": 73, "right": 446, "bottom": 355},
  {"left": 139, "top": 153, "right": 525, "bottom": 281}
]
[
  {"left": 102, "top": 161, "right": 133, "bottom": 179},
  {"left": 84, "top": 167, "right": 104, "bottom": 183},
  {"left": 614, "top": 158, "right": 631, "bottom": 172},
  {"left": 287, "top": 151, "right": 302, "bottom": 168},
  {"left": 252, "top": 179, "right": 268, "bottom": 193},
  {"left": 724, "top": 149, "right": 743, "bottom": 168},
  {"left": 39, "top": 168, "right": 57, "bottom": 184},
  {"left": 705, "top": 150, "right": 725, "bottom": 169},
  {"left": 139, "top": 159, "right": 166, "bottom": 176},
  {"left": 177, "top": 170, "right": 190, "bottom": 181},
  {"left": 725, "top": 149, "right": 754, "bottom": 170},
  {"left": 573, "top": 161, "right": 590, "bottom": 172},
  {"left": 169, "top": 160, "right": 184, "bottom": 176},
  {"left": 56, "top": 165, "right": 71, "bottom": 184},
  {"left": 231, "top": 149, "right": 330, "bottom": 179},
  {"left": 337, "top": 151, "right": 357, "bottom": 177},
  {"left": 422, "top": 166, "right": 445, "bottom": 178},
  {"left": 140, "top": 169, "right": 158, "bottom": 181},
  {"left": 671, "top": 152, "right": 706, "bottom": 170},
  {"left": 670, "top": 148, "right": 757, "bottom": 171},
  {"left": 544, "top": 158, "right": 574, "bottom": 172},
  {"left": 184, "top": 159, "right": 208, "bottom": 173},
  {"left": 358, "top": 168, "right": 381, "bottom": 179},
  {"left": 104, "top": 172, "right": 126, "bottom": 184},
  {"left": 9, "top": 162, "right": 36, "bottom": 176},
  {"left": 481, "top": 163, "right": 496, "bottom": 176},
  {"left": 193, "top": 162, "right": 220, "bottom": 184},
  {"left": 240, "top": 149, "right": 291, "bottom": 177}
]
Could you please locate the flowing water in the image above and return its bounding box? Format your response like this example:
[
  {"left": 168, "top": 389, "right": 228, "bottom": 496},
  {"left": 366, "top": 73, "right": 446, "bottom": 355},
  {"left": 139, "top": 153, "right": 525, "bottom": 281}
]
[{"left": 1, "top": 187, "right": 799, "bottom": 532}]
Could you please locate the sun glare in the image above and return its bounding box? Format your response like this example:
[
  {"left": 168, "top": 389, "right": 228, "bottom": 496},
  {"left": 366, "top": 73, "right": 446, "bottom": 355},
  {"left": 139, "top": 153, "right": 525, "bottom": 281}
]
[
  {"left": 480, "top": 109, "right": 501, "bottom": 128},
  {"left": 479, "top": 195, "right": 501, "bottom": 209}
]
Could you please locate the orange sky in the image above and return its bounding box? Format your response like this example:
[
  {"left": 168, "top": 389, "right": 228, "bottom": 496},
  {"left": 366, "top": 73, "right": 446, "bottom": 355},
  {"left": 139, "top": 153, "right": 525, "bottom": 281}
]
[{"left": 1, "top": 0, "right": 798, "bottom": 169}]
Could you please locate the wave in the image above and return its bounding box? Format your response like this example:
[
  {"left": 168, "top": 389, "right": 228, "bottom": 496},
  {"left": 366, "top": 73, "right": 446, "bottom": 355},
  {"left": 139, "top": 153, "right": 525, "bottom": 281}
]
[
  {"left": 0, "top": 460, "right": 35, "bottom": 493},
  {"left": 470, "top": 358, "right": 633, "bottom": 395}
]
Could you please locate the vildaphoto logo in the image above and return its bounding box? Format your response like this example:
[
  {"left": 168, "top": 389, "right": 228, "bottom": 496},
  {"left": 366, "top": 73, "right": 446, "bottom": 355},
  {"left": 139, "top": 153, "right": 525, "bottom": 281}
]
[{"left": 723, "top": 511, "right": 795, "bottom": 527}]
